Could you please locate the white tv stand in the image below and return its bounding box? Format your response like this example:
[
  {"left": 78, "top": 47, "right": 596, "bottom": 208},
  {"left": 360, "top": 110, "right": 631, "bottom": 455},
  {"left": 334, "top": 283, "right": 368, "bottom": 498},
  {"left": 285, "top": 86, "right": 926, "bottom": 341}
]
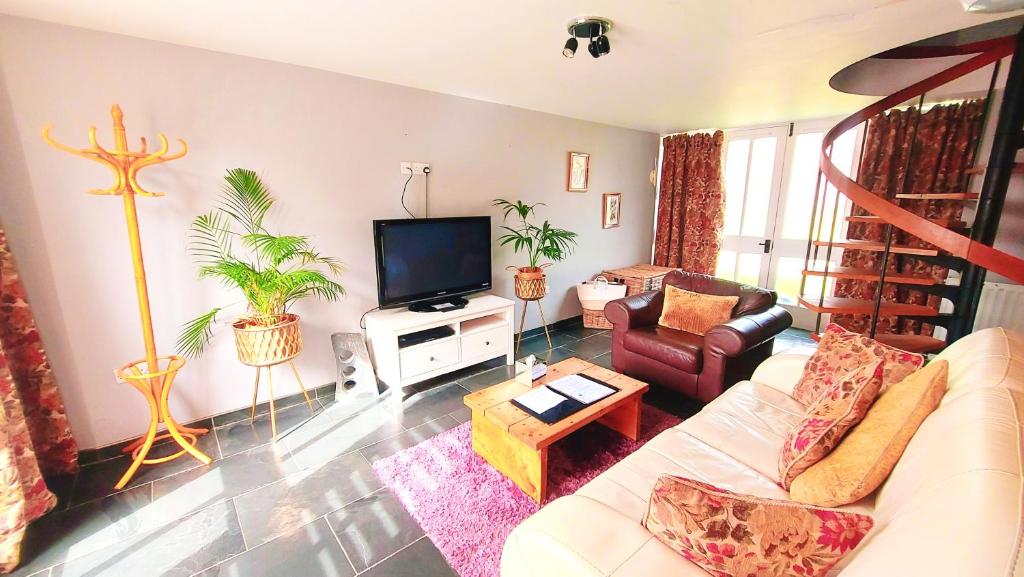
[{"left": 364, "top": 294, "right": 515, "bottom": 392}]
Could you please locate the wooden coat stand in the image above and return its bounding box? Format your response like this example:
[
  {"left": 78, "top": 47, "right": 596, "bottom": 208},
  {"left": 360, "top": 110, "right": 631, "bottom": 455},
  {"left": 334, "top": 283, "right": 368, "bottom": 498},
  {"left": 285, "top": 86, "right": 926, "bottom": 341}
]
[{"left": 43, "top": 105, "right": 211, "bottom": 489}]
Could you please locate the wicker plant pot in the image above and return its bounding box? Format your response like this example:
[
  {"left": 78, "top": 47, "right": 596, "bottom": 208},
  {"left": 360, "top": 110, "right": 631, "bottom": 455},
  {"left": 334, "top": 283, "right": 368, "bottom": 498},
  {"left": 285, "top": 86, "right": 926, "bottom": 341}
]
[
  {"left": 232, "top": 313, "right": 303, "bottom": 367},
  {"left": 510, "top": 266, "right": 548, "bottom": 301}
]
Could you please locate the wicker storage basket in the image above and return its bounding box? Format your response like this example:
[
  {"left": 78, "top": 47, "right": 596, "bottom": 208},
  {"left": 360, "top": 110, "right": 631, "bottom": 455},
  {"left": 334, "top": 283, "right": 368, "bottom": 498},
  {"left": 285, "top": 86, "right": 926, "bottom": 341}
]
[
  {"left": 602, "top": 264, "right": 679, "bottom": 296},
  {"left": 583, "top": 308, "right": 614, "bottom": 330},
  {"left": 232, "top": 313, "right": 303, "bottom": 367}
]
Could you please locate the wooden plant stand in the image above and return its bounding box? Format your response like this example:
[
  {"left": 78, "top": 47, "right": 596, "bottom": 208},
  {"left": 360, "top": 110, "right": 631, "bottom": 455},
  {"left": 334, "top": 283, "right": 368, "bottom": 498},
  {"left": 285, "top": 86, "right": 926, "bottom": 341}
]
[{"left": 247, "top": 360, "right": 316, "bottom": 440}]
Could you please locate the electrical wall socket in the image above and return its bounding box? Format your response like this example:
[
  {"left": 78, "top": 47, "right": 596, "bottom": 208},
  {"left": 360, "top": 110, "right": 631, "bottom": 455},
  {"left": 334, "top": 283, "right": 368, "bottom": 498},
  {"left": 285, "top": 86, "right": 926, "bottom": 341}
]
[{"left": 399, "top": 161, "right": 430, "bottom": 175}]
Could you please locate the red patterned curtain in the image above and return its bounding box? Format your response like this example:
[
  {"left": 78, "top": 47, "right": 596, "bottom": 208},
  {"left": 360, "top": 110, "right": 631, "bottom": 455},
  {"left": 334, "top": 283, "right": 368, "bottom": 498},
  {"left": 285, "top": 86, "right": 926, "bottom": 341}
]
[
  {"left": 832, "top": 100, "right": 986, "bottom": 336},
  {"left": 653, "top": 131, "right": 726, "bottom": 274},
  {"left": 0, "top": 228, "right": 78, "bottom": 573}
]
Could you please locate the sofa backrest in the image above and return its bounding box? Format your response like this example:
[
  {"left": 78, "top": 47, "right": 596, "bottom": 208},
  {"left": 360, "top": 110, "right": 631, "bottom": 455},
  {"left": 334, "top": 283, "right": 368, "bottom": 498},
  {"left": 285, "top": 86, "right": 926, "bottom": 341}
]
[
  {"left": 662, "top": 270, "right": 776, "bottom": 317},
  {"left": 838, "top": 328, "right": 1024, "bottom": 577}
]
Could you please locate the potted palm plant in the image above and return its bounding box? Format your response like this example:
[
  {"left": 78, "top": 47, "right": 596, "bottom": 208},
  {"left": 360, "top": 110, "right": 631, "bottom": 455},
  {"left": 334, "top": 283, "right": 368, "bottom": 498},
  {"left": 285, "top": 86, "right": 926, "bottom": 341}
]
[
  {"left": 177, "top": 168, "right": 345, "bottom": 365},
  {"left": 493, "top": 199, "right": 578, "bottom": 300}
]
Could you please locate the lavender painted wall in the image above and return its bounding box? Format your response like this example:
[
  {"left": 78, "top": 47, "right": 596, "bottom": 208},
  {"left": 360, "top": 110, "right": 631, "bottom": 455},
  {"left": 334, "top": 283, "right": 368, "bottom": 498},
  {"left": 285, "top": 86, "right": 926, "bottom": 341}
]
[{"left": 0, "top": 15, "right": 659, "bottom": 448}]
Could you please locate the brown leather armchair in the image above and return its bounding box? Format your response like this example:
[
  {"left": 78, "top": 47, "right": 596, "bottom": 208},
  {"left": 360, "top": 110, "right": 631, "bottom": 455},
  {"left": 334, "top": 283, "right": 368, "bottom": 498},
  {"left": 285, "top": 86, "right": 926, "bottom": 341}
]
[{"left": 604, "top": 270, "right": 792, "bottom": 402}]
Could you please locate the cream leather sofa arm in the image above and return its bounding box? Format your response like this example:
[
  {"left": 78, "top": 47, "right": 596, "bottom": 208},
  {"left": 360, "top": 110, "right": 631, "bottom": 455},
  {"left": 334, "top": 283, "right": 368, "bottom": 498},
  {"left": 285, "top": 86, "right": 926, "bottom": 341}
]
[
  {"left": 501, "top": 496, "right": 703, "bottom": 577},
  {"left": 749, "top": 351, "right": 813, "bottom": 398}
]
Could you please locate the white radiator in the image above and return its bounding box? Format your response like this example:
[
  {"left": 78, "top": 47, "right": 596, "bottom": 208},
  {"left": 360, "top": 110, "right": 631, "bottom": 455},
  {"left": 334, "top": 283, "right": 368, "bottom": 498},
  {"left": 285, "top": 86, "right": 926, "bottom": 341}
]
[{"left": 974, "top": 282, "right": 1024, "bottom": 333}]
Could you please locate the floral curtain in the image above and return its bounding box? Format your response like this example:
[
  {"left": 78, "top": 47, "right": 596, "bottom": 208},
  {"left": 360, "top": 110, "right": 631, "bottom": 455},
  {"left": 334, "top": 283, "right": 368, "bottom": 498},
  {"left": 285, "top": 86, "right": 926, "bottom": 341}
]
[
  {"left": 653, "top": 131, "right": 726, "bottom": 274},
  {"left": 0, "top": 227, "right": 78, "bottom": 573},
  {"left": 832, "top": 100, "right": 987, "bottom": 335}
]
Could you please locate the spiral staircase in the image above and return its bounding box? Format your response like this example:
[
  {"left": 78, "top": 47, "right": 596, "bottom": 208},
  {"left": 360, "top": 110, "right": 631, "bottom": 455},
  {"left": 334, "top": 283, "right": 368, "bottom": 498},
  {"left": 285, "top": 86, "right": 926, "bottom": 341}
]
[{"left": 800, "top": 26, "right": 1024, "bottom": 353}]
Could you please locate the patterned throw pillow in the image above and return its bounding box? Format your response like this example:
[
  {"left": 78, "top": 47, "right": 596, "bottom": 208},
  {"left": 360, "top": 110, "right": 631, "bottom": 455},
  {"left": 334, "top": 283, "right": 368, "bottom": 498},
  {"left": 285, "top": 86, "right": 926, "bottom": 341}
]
[
  {"left": 779, "top": 360, "right": 884, "bottom": 490},
  {"left": 643, "top": 476, "right": 873, "bottom": 577},
  {"left": 791, "top": 323, "right": 924, "bottom": 406},
  {"left": 657, "top": 285, "right": 739, "bottom": 336}
]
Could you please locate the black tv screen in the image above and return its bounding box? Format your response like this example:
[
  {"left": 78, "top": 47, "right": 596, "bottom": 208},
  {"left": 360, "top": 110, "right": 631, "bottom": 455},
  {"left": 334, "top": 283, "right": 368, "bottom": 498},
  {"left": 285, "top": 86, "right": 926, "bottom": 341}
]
[{"left": 373, "top": 217, "right": 492, "bottom": 308}]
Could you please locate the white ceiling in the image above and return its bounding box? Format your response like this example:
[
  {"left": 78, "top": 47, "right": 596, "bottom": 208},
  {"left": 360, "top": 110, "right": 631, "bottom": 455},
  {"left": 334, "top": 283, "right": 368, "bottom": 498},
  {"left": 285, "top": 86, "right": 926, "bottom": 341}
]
[{"left": 0, "top": 1, "right": 1019, "bottom": 133}]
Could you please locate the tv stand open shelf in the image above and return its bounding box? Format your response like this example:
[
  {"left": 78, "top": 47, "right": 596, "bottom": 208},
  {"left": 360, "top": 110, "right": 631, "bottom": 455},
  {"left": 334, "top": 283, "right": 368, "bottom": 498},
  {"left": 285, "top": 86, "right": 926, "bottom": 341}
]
[{"left": 364, "top": 294, "right": 515, "bottom": 392}]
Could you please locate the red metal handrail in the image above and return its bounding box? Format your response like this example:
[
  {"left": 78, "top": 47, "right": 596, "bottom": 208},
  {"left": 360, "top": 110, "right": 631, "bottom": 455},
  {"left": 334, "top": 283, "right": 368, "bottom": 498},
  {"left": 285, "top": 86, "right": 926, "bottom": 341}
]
[{"left": 820, "top": 35, "right": 1024, "bottom": 284}]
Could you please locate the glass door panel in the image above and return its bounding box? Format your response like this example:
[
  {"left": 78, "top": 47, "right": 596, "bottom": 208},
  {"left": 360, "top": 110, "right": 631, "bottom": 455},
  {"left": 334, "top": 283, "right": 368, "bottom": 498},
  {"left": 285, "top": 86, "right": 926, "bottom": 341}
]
[{"left": 718, "top": 126, "right": 788, "bottom": 288}]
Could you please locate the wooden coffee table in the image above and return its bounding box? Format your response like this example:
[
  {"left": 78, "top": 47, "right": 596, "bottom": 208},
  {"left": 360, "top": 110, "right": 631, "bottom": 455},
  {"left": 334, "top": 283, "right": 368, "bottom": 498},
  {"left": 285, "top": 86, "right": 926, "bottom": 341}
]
[{"left": 463, "top": 357, "right": 649, "bottom": 502}]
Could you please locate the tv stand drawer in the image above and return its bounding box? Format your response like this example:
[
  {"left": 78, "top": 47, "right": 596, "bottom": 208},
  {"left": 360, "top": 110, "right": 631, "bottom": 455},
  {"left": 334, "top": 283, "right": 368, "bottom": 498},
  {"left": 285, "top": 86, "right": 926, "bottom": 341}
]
[
  {"left": 462, "top": 325, "right": 509, "bottom": 361},
  {"left": 400, "top": 338, "right": 459, "bottom": 379}
]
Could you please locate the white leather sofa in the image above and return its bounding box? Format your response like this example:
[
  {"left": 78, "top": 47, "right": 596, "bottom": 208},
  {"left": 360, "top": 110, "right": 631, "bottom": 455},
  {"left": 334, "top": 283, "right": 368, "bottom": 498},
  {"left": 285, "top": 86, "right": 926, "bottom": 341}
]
[{"left": 501, "top": 327, "right": 1024, "bottom": 577}]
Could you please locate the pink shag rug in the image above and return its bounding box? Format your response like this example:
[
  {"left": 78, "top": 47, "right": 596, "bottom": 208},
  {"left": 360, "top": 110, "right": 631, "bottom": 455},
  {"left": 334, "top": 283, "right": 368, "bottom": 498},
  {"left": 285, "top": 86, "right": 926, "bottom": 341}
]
[{"left": 372, "top": 404, "right": 682, "bottom": 577}]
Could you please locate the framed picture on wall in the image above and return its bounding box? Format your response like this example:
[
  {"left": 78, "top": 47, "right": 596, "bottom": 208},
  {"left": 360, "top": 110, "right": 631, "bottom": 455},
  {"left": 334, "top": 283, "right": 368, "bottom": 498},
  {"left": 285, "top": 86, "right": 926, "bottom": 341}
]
[
  {"left": 567, "top": 152, "right": 590, "bottom": 192},
  {"left": 602, "top": 193, "right": 621, "bottom": 229}
]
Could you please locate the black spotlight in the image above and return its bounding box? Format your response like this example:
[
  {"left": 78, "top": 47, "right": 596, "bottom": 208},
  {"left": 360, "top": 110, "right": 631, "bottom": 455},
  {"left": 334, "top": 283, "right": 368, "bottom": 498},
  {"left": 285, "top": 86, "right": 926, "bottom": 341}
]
[
  {"left": 563, "top": 36, "right": 578, "bottom": 58},
  {"left": 588, "top": 34, "right": 610, "bottom": 58}
]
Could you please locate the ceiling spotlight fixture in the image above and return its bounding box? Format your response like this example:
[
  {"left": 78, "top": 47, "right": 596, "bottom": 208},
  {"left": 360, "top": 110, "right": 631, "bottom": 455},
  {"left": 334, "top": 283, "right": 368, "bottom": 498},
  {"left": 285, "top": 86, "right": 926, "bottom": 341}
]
[
  {"left": 564, "top": 17, "right": 613, "bottom": 60},
  {"left": 563, "top": 33, "right": 578, "bottom": 58}
]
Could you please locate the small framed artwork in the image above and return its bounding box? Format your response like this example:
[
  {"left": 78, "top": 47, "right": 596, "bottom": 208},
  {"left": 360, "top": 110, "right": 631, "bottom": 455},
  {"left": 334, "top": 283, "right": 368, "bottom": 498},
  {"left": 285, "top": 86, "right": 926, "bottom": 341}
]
[
  {"left": 602, "top": 193, "right": 621, "bottom": 229},
  {"left": 567, "top": 151, "right": 590, "bottom": 192}
]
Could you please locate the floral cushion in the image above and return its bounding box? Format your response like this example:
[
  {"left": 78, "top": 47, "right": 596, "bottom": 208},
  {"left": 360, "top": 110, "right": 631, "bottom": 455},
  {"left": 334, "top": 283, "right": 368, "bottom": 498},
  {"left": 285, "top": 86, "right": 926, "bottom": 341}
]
[
  {"left": 791, "top": 323, "right": 924, "bottom": 406},
  {"left": 643, "top": 476, "right": 873, "bottom": 577},
  {"left": 779, "top": 360, "right": 884, "bottom": 489}
]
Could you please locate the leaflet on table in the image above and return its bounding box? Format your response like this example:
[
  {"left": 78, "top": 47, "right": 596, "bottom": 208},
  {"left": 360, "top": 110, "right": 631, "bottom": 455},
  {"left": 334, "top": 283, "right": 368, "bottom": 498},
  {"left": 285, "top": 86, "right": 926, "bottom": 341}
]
[
  {"left": 545, "top": 374, "right": 616, "bottom": 404},
  {"left": 512, "top": 385, "right": 568, "bottom": 414}
]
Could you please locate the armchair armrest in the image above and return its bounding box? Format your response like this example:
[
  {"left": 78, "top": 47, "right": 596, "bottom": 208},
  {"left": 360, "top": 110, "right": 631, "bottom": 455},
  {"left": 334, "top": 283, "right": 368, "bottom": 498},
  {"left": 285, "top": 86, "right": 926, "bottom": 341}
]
[
  {"left": 603, "top": 290, "right": 664, "bottom": 331},
  {"left": 704, "top": 305, "right": 793, "bottom": 358}
]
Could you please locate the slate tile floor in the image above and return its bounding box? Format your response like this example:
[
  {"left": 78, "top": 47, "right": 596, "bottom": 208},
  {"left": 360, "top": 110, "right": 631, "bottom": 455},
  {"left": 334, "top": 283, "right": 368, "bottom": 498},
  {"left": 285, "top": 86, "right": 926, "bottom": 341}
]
[{"left": 17, "top": 325, "right": 814, "bottom": 577}]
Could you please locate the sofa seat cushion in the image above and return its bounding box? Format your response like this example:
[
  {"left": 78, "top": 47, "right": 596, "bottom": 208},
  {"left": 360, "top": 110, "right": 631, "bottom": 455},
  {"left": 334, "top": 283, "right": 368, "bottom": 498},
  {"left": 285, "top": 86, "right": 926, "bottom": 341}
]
[
  {"left": 575, "top": 425, "right": 790, "bottom": 523},
  {"left": 677, "top": 380, "right": 807, "bottom": 483},
  {"left": 622, "top": 326, "right": 703, "bottom": 373}
]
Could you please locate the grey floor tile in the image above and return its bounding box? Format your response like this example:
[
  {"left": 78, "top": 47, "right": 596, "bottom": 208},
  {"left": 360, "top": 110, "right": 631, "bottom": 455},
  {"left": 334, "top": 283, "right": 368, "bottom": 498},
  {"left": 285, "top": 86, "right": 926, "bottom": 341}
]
[
  {"left": 10, "top": 485, "right": 153, "bottom": 576},
  {"left": 556, "top": 326, "right": 608, "bottom": 340},
  {"left": 149, "top": 443, "right": 298, "bottom": 522},
  {"left": 70, "top": 432, "right": 221, "bottom": 507},
  {"left": 458, "top": 365, "right": 516, "bottom": 392},
  {"left": 591, "top": 352, "right": 614, "bottom": 370},
  {"left": 397, "top": 383, "right": 471, "bottom": 428},
  {"left": 513, "top": 334, "right": 560, "bottom": 358},
  {"left": 359, "top": 537, "right": 455, "bottom": 577},
  {"left": 563, "top": 333, "right": 613, "bottom": 359},
  {"left": 518, "top": 345, "right": 576, "bottom": 365},
  {"left": 283, "top": 402, "right": 407, "bottom": 470},
  {"left": 25, "top": 569, "right": 49, "bottom": 577},
  {"left": 50, "top": 500, "right": 244, "bottom": 577},
  {"left": 327, "top": 492, "right": 426, "bottom": 573},
  {"left": 216, "top": 402, "right": 323, "bottom": 459},
  {"left": 448, "top": 406, "right": 471, "bottom": 424},
  {"left": 232, "top": 452, "right": 381, "bottom": 548},
  {"left": 359, "top": 416, "right": 459, "bottom": 464},
  {"left": 195, "top": 518, "right": 354, "bottom": 577}
]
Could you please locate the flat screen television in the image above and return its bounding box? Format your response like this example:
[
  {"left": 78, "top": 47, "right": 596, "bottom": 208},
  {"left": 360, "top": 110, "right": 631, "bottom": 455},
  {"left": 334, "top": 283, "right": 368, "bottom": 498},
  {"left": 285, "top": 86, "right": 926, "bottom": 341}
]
[{"left": 373, "top": 216, "right": 492, "bottom": 311}]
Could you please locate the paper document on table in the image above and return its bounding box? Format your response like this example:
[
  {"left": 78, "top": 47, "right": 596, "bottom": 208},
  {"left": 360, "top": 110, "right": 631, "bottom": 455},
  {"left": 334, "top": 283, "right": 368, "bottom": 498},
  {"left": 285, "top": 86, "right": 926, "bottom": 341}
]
[
  {"left": 513, "top": 386, "right": 568, "bottom": 415},
  {"left": 546, "top": 374, "right": 616, "bottom": 405}
]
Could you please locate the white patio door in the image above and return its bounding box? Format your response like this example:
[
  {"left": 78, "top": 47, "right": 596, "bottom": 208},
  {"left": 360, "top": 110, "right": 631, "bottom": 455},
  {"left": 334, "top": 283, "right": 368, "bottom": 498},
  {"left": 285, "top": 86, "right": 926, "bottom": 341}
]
[{"left": 716, "top": 121, "right": 861, "bottom": 330}]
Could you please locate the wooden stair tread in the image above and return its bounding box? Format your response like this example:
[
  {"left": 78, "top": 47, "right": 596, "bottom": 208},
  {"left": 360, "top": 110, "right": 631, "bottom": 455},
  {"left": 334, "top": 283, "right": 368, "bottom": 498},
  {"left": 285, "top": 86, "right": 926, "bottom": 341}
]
[
  {"left": 963, "top": 162, "right": 1024, "bottom": 176},
  {"left": 811, "top": 239, "right": 939, "bottom": 256},
  {"left": 894, "top": 192, "right": 979, "bottom": 200},
  {"left": 845, "top": 214, "right": 968, "bottom": 228},
  {"left": 801, "top": 266, "right": 938, "bottom": 286},
  {"left": 798, "top": 296, "right": 939, "bottom": 316},
  {"left": 808, "top": 332, "right": 946, "bottom": 353}
]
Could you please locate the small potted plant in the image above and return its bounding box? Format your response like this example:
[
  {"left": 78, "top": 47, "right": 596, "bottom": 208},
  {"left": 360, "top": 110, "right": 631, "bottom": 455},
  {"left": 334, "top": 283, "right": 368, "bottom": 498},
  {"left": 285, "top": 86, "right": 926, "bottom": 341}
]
[
  {"left": 493, "top": 199, "right": 578, "bottom": 300},
  {"left": 177, "top": 168, "right": 345, "bottom": 365}
]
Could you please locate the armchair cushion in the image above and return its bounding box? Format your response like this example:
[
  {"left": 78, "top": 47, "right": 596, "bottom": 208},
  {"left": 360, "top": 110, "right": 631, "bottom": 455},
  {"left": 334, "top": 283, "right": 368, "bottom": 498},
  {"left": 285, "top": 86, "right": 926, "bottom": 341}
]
[
  {"left": 657, "top": 285, "right": 739, "bottom": 336},
  {"left": 623, "top": 326, "right": 703, "bottom": 373}
]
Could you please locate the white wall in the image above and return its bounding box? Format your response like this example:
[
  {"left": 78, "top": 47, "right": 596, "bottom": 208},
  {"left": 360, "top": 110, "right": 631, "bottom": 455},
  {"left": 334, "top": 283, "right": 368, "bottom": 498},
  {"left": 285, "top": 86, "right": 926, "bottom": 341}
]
[{"left": 0, "top": 15, "right": 659, "bottom": 448}]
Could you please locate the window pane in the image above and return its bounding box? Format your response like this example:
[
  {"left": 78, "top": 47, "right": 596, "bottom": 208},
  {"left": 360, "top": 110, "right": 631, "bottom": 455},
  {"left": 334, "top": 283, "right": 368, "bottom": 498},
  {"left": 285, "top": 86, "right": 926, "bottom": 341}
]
[
  {"left": 780, "top": 132, "right": 824, "bottom": 240},
  {"left": 722, "top": 139, "right": 750, "bottom": 237},
  {"left": 740, "top": 137, "right": 776, "bottom": 237},
  {"left": 716, "top": 250, "right": 737, "bottom": 281},
  {"left": 779, "top": 257, "right": 838, "bottom": 304},
  {"left": 736, "top": 253, "right": 761, "bottom": 287}
]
